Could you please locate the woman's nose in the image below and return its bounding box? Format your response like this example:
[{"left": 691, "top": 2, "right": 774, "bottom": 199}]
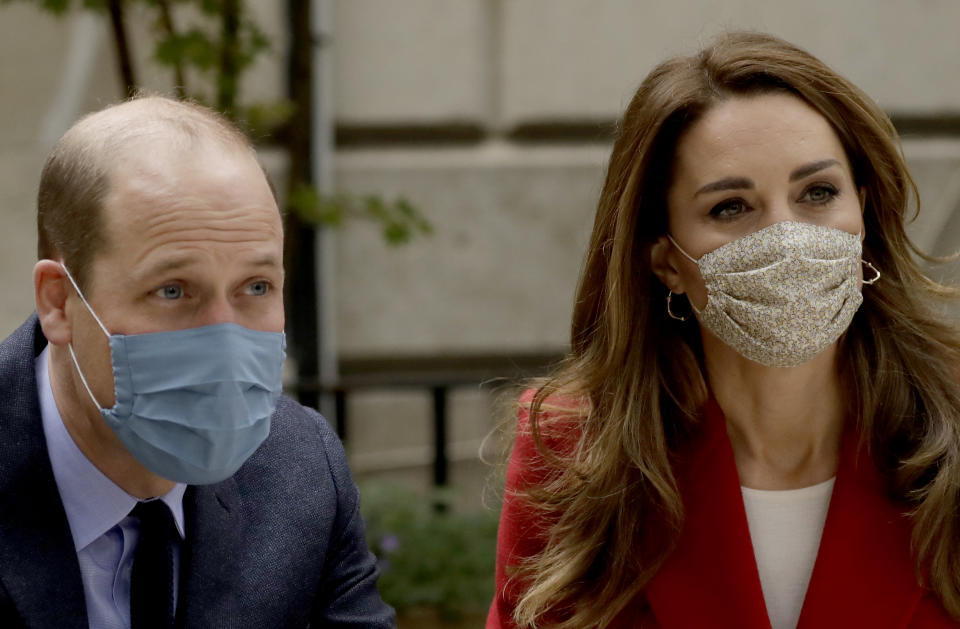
[{"left": 759, "top": 200, "right": 800, "bottom": 230}]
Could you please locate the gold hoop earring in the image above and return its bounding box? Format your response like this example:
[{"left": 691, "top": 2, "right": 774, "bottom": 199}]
[
  {"left": 862, "top": 260, "right": 881, "bottom": 285},
  {"left": 666, "top": 291, "right": 690, "bottom": 321}
]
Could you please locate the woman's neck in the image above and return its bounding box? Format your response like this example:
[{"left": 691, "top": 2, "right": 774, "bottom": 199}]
[{"left": 702, "top": 332, "right": 846, "bottom": 490}]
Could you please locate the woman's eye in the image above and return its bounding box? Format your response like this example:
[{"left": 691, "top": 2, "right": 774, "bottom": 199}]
[
  {"left": 155, "top": 285, "right": 183, "bottom": 300},
  {"left": 247, "top": 281, "right": 270, "bottom": 296},
  {"left": 802, "top": 184, "right": 838, "bottom": 205},
  {"left": 709, "top": 199, "right": 748, "bottom": 219}
]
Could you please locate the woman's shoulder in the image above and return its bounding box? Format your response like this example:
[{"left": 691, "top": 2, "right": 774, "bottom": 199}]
[
  {"left": 514, "top": 387, "right": 586, "bottom": 448},
  {"left": 515, "top": 387, "right": 586, "bottom": 427},
  {"left": 505, "top": 387, "right": 588, "bottom": 492}
]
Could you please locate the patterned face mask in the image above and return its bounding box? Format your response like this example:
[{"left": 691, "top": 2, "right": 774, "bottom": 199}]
[{"left": 667, "top": 221, "right": 875, "bottom": 367}]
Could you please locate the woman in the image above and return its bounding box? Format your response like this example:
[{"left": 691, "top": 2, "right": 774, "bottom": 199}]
[{"left": 488, "top": 32, "right": 960, "bottom": 629}]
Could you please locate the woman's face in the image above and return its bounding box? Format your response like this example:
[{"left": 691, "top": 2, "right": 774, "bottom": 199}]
[{"left": 651, "top": 92, "right": 864, "bottom": 310}]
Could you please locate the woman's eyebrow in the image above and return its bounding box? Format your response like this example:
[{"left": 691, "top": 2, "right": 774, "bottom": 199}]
[
  {"left": 789, "top": 158, "right": 841, "bottom": 182},
  {"left": 693, "top": 159, "right": 843, "bottom": 198},
  {"left": 695, "top": 177, "right": 753, "bottom": 197}
]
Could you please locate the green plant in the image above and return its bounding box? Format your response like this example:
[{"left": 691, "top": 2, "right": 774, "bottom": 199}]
[
  {"left": 290, "top": 186, "right": 433, "bottom": 246},
  {"left": 5, "top": 0, "right": 432, "bottom": 243},
  {"left": 360, "top": 483, "right": 499, "bottom": 620},
  {"left": 5, "top": 0, "right": 268, "bottom": 113}
]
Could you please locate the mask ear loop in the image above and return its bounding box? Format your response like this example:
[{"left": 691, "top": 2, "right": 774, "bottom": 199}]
[
  {"left": 60, "top": 264, "right": 109, "bottom": 410},
  {"left": 60, "top": 264, "right": 110, "bottom": 337},
  {"left": 67, "top": 345, "right": 105, "bottom": 410},
  {"left": 666, "top": 234, "right": 699, "bottom": 265}
]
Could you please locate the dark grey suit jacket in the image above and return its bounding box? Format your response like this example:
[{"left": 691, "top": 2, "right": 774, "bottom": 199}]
[{"left": 0, "top": 315, "right": 396, "bottom": 628}]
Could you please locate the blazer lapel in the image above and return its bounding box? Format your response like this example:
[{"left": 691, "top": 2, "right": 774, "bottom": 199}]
[
  {"left": 0, "top": 316, "right": 87, "bottom": 629},
  {"left": 646, "top": 399, "right": 771, "bottom": 629},
  {"left": 647, "top": 395, "right": 931, "bottom": 629},
  {"left": 797, "top": 429, "right": 924, "bottom": 628},
  {"left": 177, "top": 478, "right": 247, "bottom": 628}
]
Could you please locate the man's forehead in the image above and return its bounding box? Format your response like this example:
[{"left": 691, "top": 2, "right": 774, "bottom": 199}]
[
  {"left": 105, "top": 138, "right": 274, "bottom": 208},
  {"left": 97, "top": 141, "right": 282, "bottom": 256},
  {"left": 110, "top": 130, "right": 251, "bottom": 176},
  {"left": 82, "top": 96, "right": 247, "bottom": 146},
  {"left": 102, "top": 226, "right": 284, "bottom": 290}
]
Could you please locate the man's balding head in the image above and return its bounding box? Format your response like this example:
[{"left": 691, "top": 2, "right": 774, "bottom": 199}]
[{"left": 37, "top": 96, "right": 259, "bottom": 291}]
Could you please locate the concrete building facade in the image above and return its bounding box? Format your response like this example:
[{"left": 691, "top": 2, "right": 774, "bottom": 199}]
[{"left": 3, "top": 1, "right": 960, "bottom": 493}]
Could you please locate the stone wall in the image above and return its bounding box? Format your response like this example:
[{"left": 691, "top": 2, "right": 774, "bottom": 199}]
[{"left": 3, "top": 1, "right": 960, "bottom": 487}]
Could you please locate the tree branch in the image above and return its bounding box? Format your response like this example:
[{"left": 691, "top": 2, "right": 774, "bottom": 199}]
[
  {"left": 283, "top": 0, "right": 318, "bottom": 409},
  {"left": 156, "top": 0, "right": 186, "bottom": 98},
  {"left": 106, "top": 0, "right": 137, "bottom": 96},
  {"left": 218, "top": 0, "right": 240, "bottom": 115}
]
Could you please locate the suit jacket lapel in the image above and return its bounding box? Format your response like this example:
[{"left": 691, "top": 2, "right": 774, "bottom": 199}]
[
  {"left": 646, "top": 398, "right": 771, "bottom": 629},
  {"left": 0, "top": 316, "right": 87, "bottom": 629},
  {"left": 797, "top": 429, "right": 923, "bottom": 628},
  {"left": 177, "top": 478, "right": 247, "bottom": 628}
]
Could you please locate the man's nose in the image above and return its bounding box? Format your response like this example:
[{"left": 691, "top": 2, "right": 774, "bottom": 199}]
[{"left": 199, "top": 296, "right": 237, "bottom": 327}]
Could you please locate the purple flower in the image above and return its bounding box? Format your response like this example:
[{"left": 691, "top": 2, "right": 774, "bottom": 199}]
[{"left": 380, "top": 533, "right": 400, "bottom": 553}]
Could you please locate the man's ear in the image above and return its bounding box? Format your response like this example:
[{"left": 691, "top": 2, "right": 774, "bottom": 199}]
[
  {"left": 34, "top": 259, "right": 72, "bottom": 346},
  {"left": 650, "top": 236, "right": 685, "bottom": 294}
]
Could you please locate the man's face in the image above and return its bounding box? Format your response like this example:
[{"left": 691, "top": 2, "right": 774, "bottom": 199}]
[{"left": 67, "top": 140, "right": 285, "bottom": 409}]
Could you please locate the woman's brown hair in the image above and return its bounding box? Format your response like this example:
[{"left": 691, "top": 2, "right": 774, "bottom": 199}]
[{"left": 508, "top": 31, "right": 960, "bottom": 628}]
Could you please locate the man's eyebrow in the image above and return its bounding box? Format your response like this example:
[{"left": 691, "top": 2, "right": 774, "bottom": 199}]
[
  {"left": 247, "top": 255, "right": 283, "bottom": 269},
  {"left": 141, "top": 256, "right": 198, "bottom": 277},
  {"left": 695, "top": 177, "right": 754, "bottom": 197},
  {"left": 140, "top": 254, "right": 282, "bottom": 279},
  {"left": 789, "top": 159, "right": 841, "bottom": 182}
]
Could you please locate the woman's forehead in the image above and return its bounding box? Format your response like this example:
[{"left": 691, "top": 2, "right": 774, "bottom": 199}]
[{"left": 670, "top": 93, "right": 851, "bottom": 190}]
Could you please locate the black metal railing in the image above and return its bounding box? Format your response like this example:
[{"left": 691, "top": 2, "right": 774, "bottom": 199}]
[{"left": 288, "top": 352, "right": 562, "bottom": 488}]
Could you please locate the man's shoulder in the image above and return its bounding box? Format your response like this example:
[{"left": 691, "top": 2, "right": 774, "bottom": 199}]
[
  {"left": 0, "top": 316, "right": 45, "bottom": 449},
  {"left": 271, "top": 394, "right": 334, "bottom": 431},
  {"left": 267, "top": 395, "right": 343, "bottom": 459},
  {"left": 236, "top": 394, "right": 352, "bottom": 498},
  {"left": 0, "top": 315, "right": 42, "bottom": 382}
]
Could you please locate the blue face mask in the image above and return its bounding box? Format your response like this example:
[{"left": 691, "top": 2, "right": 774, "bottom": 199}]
[{"left": 62, "top": 266, "right": 286, "bottom": 485}]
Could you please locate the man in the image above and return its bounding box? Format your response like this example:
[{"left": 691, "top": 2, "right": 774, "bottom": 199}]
[{"left": 0, "top": 97, "right": 395, "bottom": 628}]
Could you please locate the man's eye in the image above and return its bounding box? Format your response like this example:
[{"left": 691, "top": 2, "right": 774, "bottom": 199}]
[
  {"left": 155, "top": 285, "right": 183, "bottom": 300},
  {"left": 247, "top": 281, "right": 269, "bottom": 296}
]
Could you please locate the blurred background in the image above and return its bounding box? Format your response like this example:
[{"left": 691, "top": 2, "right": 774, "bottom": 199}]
[{"left": 3, "top": 1, "right": 960, "bottom": 625}]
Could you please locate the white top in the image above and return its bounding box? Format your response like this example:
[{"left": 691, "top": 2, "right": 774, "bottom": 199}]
[{"left": 741, "top": 478, "right": 835, "bottom": 629}]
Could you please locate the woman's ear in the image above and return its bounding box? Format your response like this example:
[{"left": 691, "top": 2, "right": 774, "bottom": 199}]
[
  {"left": 34, "top": 259, "right": 72, "bottom": 346},
  {"left": 650, "top": 236, "right": 685, "bottom": 293}
]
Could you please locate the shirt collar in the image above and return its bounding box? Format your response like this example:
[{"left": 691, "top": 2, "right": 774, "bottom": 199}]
[{"left": 37, "top": 347, "right": 187, "bottom": 551}]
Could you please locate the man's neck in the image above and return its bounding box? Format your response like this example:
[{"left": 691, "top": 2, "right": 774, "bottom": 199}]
[{"left": 47, "top": 344, "right": 176, "bottom": 499}]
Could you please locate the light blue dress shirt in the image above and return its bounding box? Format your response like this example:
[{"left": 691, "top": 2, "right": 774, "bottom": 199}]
[{"left": 36, "top": 347, "right": 187, "bottom": 629}]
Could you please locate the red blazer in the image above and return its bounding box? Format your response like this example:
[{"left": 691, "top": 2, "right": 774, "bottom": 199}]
[{"left": 488, "top": 395, "right": 958, "bottom": 628}]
